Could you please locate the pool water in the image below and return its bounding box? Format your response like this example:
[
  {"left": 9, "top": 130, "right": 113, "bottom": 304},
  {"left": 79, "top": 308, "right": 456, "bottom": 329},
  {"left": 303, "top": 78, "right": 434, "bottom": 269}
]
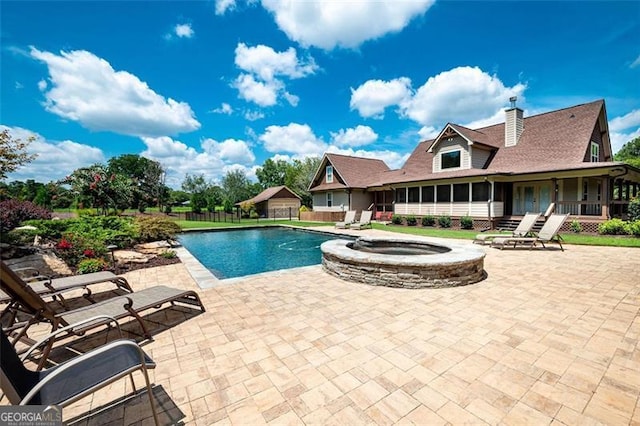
[{"left": 178, "top": 227, "right": 346, "bottom": 279}]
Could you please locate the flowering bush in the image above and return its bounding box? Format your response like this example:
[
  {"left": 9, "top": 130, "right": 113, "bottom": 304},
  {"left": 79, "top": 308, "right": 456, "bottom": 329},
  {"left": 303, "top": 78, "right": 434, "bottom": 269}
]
[
  {"left": 54, "top": 233, "right": 107, "bottom": 269},
  {"left": 0, "top": 199, "right": 51, "bottom": 234}
]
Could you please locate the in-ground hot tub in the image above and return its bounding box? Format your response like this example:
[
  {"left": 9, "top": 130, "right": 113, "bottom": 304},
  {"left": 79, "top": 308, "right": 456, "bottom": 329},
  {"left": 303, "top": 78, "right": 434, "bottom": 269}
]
[{"left": 321, "top": 236, "right": 486, "bottom": 289}]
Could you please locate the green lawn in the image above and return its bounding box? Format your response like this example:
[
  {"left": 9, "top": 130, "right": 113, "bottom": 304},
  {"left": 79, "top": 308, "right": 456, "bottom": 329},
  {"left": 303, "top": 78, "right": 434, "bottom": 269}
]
[
  {"left": 176, "top": 219, "right": 334, "bottom": 229},
  {"left": 173, "top": 219, "right": 640, "bottom": 247}
]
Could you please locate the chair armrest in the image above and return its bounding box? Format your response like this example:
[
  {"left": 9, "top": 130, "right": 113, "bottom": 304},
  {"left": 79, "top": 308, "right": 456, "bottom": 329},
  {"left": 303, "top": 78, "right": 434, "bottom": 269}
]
[
  {"left": 20, "top": 315, "right": 122, "bottom": 361},
  {"left": 20, "top": 339, "right": 154, "bottom": 405}
]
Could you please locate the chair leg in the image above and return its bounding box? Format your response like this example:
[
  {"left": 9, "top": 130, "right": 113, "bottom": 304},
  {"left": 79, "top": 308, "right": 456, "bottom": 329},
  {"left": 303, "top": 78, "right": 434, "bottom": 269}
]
[{"left": 140, "top": 367, "right": 160, "bottom": 426}]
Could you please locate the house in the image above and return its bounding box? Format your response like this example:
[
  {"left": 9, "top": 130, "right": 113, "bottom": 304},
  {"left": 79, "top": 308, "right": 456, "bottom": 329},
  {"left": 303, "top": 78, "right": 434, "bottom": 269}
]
[
  {"left": 237, "top": 185, "right": 301, "bottom": 218},
  {"left": 308, "top": 153, "right": 390, "bottom": 212},
  {"left": 309, "top": 99, "right": 640, "bottom": 229}
]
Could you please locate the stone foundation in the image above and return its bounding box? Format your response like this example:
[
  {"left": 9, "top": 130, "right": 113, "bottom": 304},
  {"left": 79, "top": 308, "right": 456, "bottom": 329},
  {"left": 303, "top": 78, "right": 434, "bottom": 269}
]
[{"left": 321, "top": 237, "right": 486, "bottom": 289}]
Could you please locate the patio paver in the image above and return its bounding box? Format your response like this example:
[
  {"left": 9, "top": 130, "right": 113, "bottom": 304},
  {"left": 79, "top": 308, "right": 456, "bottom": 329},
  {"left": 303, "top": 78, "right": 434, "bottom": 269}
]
[{"left": 3, "top": 229, "right": 639, "bottom": 425}]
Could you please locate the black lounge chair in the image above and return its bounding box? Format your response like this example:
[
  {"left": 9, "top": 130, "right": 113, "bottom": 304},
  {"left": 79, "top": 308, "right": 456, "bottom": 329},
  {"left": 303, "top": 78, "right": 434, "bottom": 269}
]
[
  {"left": 0, "top": 270, "right": 133, "bottom": 307},
  {"left": 1, "top": 260, "right": 205, "bottom": 367},
  {"left": 1, "top": 329, "right": 160, "bottom": 425}
]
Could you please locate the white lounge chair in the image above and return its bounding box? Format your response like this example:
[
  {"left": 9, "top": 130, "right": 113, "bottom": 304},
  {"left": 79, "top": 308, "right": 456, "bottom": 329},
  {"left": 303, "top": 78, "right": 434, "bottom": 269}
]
[
  {"left": 335, "top": 210, "right": 357, "bottom": 229},
  {"left": 474, "top": 212, "right": 541, "bottom": 244},
  {"left": 491, "top": 213, "right": 570, "bottom": 251},
  {"left": 351, "top": 210, "right": 373, "bottom": 230}
]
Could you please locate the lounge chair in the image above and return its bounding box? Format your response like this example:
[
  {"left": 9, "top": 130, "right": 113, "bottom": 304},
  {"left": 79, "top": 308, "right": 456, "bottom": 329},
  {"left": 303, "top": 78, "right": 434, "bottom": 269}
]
[
  {"left": 351, "top": 210, "right": 373, "bottom": 230},
  {"left": 473, "top": 212, "right": 541, "bottom": 244},
  {"left": 0, "top": 270, "right": 133, "bottom": 306},
  {"left": 335, "top": 210, "right": 357, "bottom": 229},
  {"left": 0, "top": 261, "right": 205, "bottom": 366},
  {"left": 491, "top": 213, "right": 570, "bottom": 251},
  {"left": 1, "top": 329, "right": 160, "bottom": 425}
]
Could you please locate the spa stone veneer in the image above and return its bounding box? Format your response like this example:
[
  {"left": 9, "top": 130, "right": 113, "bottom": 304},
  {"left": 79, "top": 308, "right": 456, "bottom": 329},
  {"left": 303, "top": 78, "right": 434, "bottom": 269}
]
[{"left": 321, "top": 237, "right": 486, "bottom": 289}]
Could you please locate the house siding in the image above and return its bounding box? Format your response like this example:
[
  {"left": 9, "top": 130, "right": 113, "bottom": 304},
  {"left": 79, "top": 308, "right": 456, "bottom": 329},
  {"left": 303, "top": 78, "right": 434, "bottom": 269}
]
[
  {"left": 350, "top": 190, "right": 372, "bottom": 212},
  {"left": 471, "top": 147, "right": 492, "bottom": 169},
  {"left": 313, "top": 191, "right": 349, "bottom": 211},
  {"left": 584, "top": 122, "right": 604, "bottom": 162},
  {"left": 433, "top": 136, "right": 470, "bottom": 172}
]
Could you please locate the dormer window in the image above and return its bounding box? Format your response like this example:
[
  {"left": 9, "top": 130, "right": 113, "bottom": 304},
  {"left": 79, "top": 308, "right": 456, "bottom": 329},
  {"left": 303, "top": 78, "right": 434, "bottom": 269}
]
[
  {"left": 326, "top": 165, "right": 333, "bottom": 183},
  {"left": 590, "top": 142, "right": 599, "bottom": 162},
  {"left": 441, "top": 150, "right": 461, "bottom": 169}
]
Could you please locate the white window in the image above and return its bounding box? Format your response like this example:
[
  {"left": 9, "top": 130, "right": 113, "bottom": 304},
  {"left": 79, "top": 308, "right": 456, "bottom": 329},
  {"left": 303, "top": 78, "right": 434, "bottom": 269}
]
[
  {"left": 591, "top": 142, "right": 599, "bottom": 162},
  {"left": 326, "top": 165, "right": 333, "bottom": 183},
  {"left": 327, "top": 192, "right": 333, "bottom": 207},
  {"left": 441, "top": 150, "right": 461, "bottom": 169}
]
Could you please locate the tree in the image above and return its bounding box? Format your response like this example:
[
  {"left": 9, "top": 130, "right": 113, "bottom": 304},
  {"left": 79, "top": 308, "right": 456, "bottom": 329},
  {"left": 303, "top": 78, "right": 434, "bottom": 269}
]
[
  {"left": 62, "top": 164, "right": 134, "bottom": 214},
  {"left": 181, "top": 173, "right": 209, "bottom": 194},
  {"left": 614, "top": 137, "right": 640, "bottom": 169},
  {"left": 108, "top": 154, "right": 165, "bottom": 210},
  {"left": 256, "top": 159, "right": 288, "bottom": 189},
  {"left": 222, "top": 169, "right": 253, "bottom": 204},
  {"left": 285, "top": 157, "right": 321, "bottom": 207},
  {"left": 0, "top": 129, "right": 37, "bottom": 180}
]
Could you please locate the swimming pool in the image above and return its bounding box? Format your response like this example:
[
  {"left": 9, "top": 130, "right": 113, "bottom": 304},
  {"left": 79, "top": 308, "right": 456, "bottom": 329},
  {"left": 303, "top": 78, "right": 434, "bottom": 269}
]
[{"left": 178, "top": 227, "right": 348, "bottom": 279}]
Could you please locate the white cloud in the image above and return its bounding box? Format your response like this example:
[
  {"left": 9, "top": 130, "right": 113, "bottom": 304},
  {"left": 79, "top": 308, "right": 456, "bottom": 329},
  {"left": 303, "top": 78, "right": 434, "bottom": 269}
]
[
  {"left": 215, "top": 0, "right": 236, "bottom": 15},
  {"left": 37, "top": 79, "right": 47, "bottom": 91},
  {"left": 630, "top": 54, "right": 640, "bottom": 69},
  {"left": 609, "top": 109, "right": 640, "bottom": 132},
  {"left": 417, "top": 126, "right": 439, "bottom": 140},
  {"left": 15, "top": 82, "right": 24, "bottom": 89},
  {"left": 351, "top": 67, "right": 526, "bottom": 130},
  {"left": 609, "top": 109, "right": 640, "bottom": 153},
  {"left": 2, "top": 125, "right": 105, "bottom": 182},
  {"left": 212, "top": 103, "right": 233, "bottom": 115},
  {"left": 350, "top": 77, "right": 411, "bottom": 118},
  {"left": 232, "top": 43, "right": 317, "bottom": 108},
  {"left": 261, "top": 0, "right": 434, "bottom": 50},
  {"left": 31, "top": 48, "right": 200, "bottom": 137},
  {"left": 402, "top": 66, "right": 526, "bottom": 126},
  {"left": 233, "top": 74, "right": 279, "bottom": 106},
  {"left": 330, "top": 125, "right": 377, "bottom": 147},
  {"left": 259, "top": 123, "right": 328, "bottom": 155},
  {"left": 462, "top": 109, "right": 507, "bottom": 129},
  {"left": 234, "top": 43, "right": 317, "bottom": 82},
  {"left": 244, "top": 110, "right": 265, "bottom": 121},
  {"left": 202, "top": 138, "right": 255, "bottom": 164},
  {"left": 326, "top": 146, "right": 408, "bottom": 170},
  {"left": 174, "top": 23, "right": 194, "bottom": 38},
  {"left": 140, "top": 136, "right": 258, "bottom": 188}
]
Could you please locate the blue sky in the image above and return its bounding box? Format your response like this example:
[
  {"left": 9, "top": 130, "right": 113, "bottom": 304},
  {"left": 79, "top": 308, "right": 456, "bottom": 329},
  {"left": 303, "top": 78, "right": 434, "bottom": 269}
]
[{"left": 2, "top": 1, "right": 639, "bottom": 188}]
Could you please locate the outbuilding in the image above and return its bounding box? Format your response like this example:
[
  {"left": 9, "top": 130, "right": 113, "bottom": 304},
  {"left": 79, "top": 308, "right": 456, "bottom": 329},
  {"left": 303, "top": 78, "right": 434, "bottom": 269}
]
[{"left": 238, "top": 186, "right": 301, "bottom": 218}]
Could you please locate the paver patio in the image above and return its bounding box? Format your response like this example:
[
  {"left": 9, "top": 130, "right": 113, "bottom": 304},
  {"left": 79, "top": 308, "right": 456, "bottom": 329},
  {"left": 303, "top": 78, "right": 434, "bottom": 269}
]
[{"left": 3, "top": 228, "right": 639, "bottom": 425}]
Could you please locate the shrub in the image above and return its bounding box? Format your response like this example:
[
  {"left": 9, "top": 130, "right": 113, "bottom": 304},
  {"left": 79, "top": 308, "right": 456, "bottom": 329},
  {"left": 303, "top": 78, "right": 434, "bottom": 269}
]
[
  {"left": 134, "top": 216, "right": 181, "bottom": 243},
  {"left": 391, "top": 214, "right": 403, "bottom": 225},
  {"left": 460, "top": 215, "right": 474, "bottom": 230},
  {"left": 299, "top": 205, "right": 309, "bottom": 212},
  {"left": 438, "top": 215, "right": 452, "bottom": 228},
  {"left": 137, "top": 202, "right": 147, "bottom": 213},
  {"left": 159, "top": 249, "right": 177, "bottom": 259},
  {"left": 628, "top": 197, "right": 640, "bottom": 222},
  {"left": 598, "top": 218, "right": 628, "bottom": 235},
  {"left": 223, "top": 198, "right": 234, "bottom": 214},
  {"left": 250, "top": 211, "right": 259, "bottom": 219},
  {"left": 421, "top": 215, "right": 435, "bottom": 226},
  {"left": 570, "top": 220, "right": 582, "bottom": 233},
  {"left": 190, "top": 193, "right": 206, "bottom": 214},
  {"left": 406, "top": 215, "right": 417, "bottom": 226},
  {"left": 625, "top": 220, "right": 640, "bottom": 237},
  {"left": 55, "top": 233, "right": 108, "bottom": 268},
  {"left": 164, "top": 205, "right": 172, "bottom": 214},
  {"left": 77, "top": 258, "right": 108, "bottom": 274},
  {"left": 0, "top": 199, "right": 51, "bottom": 234}
]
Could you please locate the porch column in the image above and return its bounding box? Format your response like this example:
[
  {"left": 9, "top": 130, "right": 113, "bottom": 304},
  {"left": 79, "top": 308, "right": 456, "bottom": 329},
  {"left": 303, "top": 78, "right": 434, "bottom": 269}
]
[
  {"left": 601, "top": 176, "right": 610, "bottom": 219},
  {"left": 625, "top": 181, "right": 631, "bottom": 200}
]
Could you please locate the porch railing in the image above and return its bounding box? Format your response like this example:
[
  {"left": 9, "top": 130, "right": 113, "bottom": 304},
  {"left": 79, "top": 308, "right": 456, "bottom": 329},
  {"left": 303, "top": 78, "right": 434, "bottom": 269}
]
[{"left": 555, "top": 201, "right": 602, "bottom": 216}]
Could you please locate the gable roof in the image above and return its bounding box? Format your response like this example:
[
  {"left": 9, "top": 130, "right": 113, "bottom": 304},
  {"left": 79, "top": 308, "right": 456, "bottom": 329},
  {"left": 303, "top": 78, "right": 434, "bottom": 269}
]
[
  {"left": 309, "top": 153, "right": 390, "bottom": 191},
  {"left": 239, "top": 186, "right": 301, "bottom": 205},
  {"left": 387, "top": 99, "right": 608, "bottom": 185}
]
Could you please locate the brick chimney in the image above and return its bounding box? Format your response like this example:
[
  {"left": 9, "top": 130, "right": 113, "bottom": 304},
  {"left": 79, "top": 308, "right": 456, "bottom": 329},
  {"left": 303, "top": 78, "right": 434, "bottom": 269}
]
[{"left": 505, "top": 96, "right": 524, "bottom": 147}]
